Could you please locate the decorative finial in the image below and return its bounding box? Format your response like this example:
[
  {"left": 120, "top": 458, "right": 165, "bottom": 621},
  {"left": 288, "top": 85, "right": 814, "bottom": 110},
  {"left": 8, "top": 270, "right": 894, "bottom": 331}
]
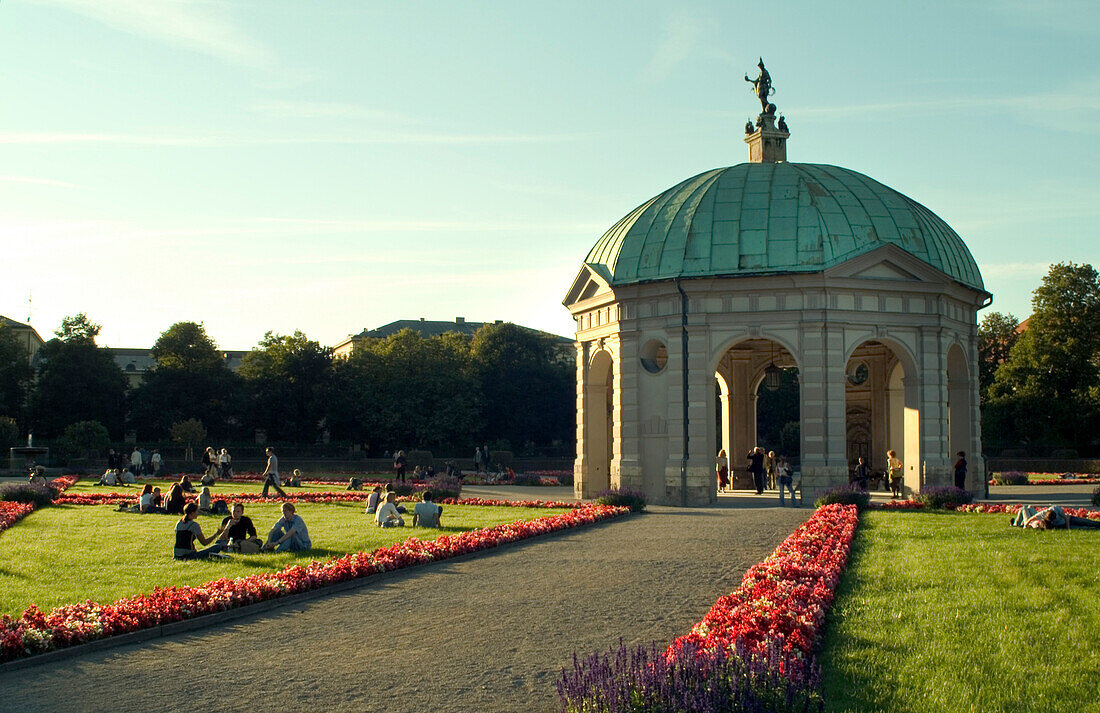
[{"left": 745, "top": 120, "right": 754, "bottom": 135}]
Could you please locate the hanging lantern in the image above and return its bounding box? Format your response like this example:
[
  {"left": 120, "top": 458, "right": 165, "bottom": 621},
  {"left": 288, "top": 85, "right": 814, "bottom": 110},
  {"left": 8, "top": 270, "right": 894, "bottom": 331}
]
[{"left": 764, "top": 362, "right": 781, "bottom": 391}]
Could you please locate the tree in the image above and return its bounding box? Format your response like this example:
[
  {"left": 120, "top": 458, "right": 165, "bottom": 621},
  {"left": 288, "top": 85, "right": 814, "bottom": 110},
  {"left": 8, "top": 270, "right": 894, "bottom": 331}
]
[
  {"left": 239, "top": 331, "right": 332, "bottom": 442},
  {"left": 150, "top": 321, "right": 224, "bottom": 371},
  {"left": 987, "top": 263, "right": 1100, "bottom": 450},
  {"left": 30, "top": 317, "right": 127, "bottom": 439},
  {"left": 347, "top": 329, "right": 482, "bottom": 451},
  {"left": 469, "top": 323, "right": 574, "bottom": 451},
  {"left": 977, "top": 312, "right": 1019, "bottom": 402},
  {"left": 55, "top": 420, "right": 111, "bottom": 461},
  {"left": 129, "top": 322, "right": 240, "bottom": 440},
  {"left": 55, "top": 313, "right": 101, "bottom": 344},
  {"left": 0, "top": 323, "right": 32, "bottom": 422},
  {"left": 170, "top": 418, "right": 207, "bottom": 461}
]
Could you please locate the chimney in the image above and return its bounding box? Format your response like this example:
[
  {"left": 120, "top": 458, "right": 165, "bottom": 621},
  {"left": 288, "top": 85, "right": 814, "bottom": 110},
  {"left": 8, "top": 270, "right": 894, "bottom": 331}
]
[{"left": 456, "top": 317, "right": 465, "bottom": 324}]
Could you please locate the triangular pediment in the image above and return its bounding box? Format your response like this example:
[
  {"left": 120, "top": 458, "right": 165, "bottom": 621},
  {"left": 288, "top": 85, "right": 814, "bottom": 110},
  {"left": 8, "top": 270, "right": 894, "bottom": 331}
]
[
  {"left": 563, "top": 263, "right": 613, "bottom": 309},
  {"left": 824, "top": 244, "right": 950, "bottom": 285},
  {"left": 850, "top": 260, "right": 922, "bottom": 281}
]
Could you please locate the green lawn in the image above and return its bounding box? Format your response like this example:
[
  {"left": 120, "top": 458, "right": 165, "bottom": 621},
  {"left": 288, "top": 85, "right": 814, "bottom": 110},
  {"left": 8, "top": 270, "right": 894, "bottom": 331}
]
[
  {"left": 64, "top": 476, "right": 373, "bottom": 497},
  {"left": 819, "top": 510, "right": 1100, "bottom": 713},
  {"left": 0, "top": 495, "right": 567, "bottom": 618}
]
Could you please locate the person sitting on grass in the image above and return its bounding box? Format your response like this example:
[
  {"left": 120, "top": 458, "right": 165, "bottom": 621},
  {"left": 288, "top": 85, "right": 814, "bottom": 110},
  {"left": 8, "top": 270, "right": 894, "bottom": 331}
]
[
  {"left": 375, "top": 492, "right": 405, "bottom": 528},
  {"left": 218, "top": 503, "right": 264, "bottom": 553},
  {"left": 412, "top": 490, "right": 443, "bottom": 528},
  {"left": 365, "top": 485, "right": 383, "bottom": 514},
  {"left": 1012, "top": 505, "right": 1100, "bottom": 530},
  {"left": 260, "top": 447, "right": 287, "bottom": 498},
  {"left": 263, "top": 502, "right": 311, "bottom": 552},
  {"left": 179, "top": 475, "right": 195, "bottom": 493},
  {"left": 163, "top": 483, "right": 186, "bottom": 515},
  {"left": 288, "top": 468, "right": 303, "bottom": 487},
  {"left": 174, "top": 502, "right": 229, "bottom": 560},
  {"left": 384, "top": 483, "right": 408, "bottom": 513},
  {"left": 139, "top": 484, "right": 157, "bottom": 513},
  {"left": 198, "top": 486, "right": 214, "bottom": 513}
]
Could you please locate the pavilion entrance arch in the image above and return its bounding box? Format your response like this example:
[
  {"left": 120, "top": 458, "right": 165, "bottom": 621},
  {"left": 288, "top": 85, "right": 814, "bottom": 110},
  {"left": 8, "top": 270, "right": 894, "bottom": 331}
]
[
  {"left": 712, "top": 336, "right": 800, "bottom": 491},
  {"left": 580, "top": 349, "right": 614, "bottom": 497},
  {"left": 946, "top": 343, "right": 974, "bottom": 489},
  {"left": 845, "top": 337, "right": 921, "bottom": 495}
]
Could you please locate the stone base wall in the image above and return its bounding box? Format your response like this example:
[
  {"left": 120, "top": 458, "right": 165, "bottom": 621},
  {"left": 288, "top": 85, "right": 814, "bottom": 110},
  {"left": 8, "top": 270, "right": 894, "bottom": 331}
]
[
  {"left": 662, "top": 465, "right": 715, "bottom": 506},
  {"left": 798, "top": 466, "right": 849, "bottom": 503}
]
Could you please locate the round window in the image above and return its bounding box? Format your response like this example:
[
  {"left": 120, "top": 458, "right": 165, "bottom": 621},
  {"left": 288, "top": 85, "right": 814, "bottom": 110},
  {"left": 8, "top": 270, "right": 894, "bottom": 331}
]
[
  {"left": 847, "top": 361, "right": 869, "bottom": 385},
  {"left": 640, "top": 340, "right": 668, "bottom": 374}
]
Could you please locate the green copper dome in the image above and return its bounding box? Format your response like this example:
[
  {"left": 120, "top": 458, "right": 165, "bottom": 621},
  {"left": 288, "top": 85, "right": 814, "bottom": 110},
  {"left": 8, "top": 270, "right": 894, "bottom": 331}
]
[{"left": 585, "top": 162, "right": 984, "bottom": 291}]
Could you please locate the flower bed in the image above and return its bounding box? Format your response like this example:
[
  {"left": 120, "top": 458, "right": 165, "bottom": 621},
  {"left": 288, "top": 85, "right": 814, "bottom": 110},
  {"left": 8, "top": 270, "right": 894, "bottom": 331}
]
[
  {"left": 0, "top": 503, "right": 628, "bottom": 663},
  {"left": 989, "top": 472, "right": 1100, "bottom": 486},
  {"left": 0, "top": 502, "right": 35, "bottom": 535},
  {"left": 53, "top": 491, "right": 584, "bottom": 509},
  {"left": 0, "top": 477, "right": 79, "bottom": 537},
  {"left": 558, "top": 504, "right": 859, "bottom": 711},
  {"left": 870, "top": 500, "right": 1100, "bottom": 520}
]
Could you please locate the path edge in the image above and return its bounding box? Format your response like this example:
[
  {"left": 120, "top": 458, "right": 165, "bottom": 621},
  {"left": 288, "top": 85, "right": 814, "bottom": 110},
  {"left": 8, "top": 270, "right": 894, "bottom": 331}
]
[{"left": 0, "top": 512, "right": 635, "bottom": 673}]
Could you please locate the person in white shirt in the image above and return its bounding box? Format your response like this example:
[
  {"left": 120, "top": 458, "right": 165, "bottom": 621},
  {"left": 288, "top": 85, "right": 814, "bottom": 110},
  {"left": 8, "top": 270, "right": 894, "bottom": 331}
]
[
  {"left": 130, "top": 447, "right": 143, "bottom": 478},
  {"left": 365, "top": 486, "right": 383, "bottom": 514},
  {"left": 150, "top": 449, "right": 162, "bottom": 475},
  {"left": 412, "top": 490, "right": 443, "bottom": 528},
  {"left": 219, "top": 448, "right": 231, "bottom": 478},
  {"left": 261, "top": 447, "right": 286, "bottom": 498},
  {"left": 375, "top": 492, "right": 405, "bottom": 528}
]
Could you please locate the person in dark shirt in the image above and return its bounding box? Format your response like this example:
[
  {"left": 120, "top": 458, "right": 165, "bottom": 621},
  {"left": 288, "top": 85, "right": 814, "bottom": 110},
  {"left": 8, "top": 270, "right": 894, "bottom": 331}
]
[
  {"left": 163, "top": 483, "right": 186, "bottom": 515},
  {"left": 954, "top": 451, "right": 968, "bottom": 489},
  {"left": 218, "top": 502, "right": 263, "bottom": 552},
  {"left": 852, "top": 457, "right": 871, "bottom": 490},
  {"left": 747, "top": 447, "right": 766, "bottom": 494}
]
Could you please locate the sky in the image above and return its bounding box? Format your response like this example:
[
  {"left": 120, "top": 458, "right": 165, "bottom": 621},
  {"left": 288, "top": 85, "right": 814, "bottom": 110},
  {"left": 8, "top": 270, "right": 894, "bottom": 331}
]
[{"left": 1, "top": 0, "right": 1098, "bottom": 349}]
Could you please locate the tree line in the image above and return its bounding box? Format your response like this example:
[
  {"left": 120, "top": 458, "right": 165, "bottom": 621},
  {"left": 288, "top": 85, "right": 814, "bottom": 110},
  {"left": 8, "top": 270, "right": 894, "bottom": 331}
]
[
  {"left": 978, "top": 262, "right": 1100, "bottom": 456},
  {"left": 0, "top": 316, "right": 575, "bottom": 456}
]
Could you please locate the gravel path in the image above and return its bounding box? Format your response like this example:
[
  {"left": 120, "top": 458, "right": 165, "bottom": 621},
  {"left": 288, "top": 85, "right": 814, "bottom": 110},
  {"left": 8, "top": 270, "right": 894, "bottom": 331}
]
[{"left": 0, "top": 505, "right": 809, "bottom": 713}]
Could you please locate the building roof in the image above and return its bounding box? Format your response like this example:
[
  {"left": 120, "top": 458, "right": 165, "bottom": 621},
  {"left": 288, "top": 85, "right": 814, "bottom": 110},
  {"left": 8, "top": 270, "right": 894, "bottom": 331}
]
[
  {"left": 108, "top": 348, "right": 250, "bottom": 374},
  {"left": 584, "top": 162, "right": 984, "bottom": 291}
]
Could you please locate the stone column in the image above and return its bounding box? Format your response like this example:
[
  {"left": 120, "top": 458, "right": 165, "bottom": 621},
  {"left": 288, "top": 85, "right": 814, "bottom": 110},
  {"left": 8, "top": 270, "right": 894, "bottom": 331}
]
[
  {"left": 573, "top": 341, "right": 588, "bottom": 500},
  {"left": 918, "top": 328, "right": 951, "bottom": 489},
  {"left": 615, "top": 333, "right": 642, "bottom": 492},
  {"left": 798, "top": 322, "right": 849, "bottom": 500}
]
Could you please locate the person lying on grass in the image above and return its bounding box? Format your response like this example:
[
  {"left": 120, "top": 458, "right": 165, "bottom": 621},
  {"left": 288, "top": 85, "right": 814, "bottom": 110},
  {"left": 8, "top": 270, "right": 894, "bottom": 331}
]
[
  {"left": 375, "top": 492, "right": 405, "bottom": 528},
  {"left": 174, "top": 502, "right": 229, "bottom": 560},
  {"left": 1011, "top": 505, "right": 1100, "bottom": 530},
  {"left": 263, "top": 502, "right": 312, "bottom": 552},
  {"left": 412, "top": 490, "right": 443, "bottom": 528},
  {"left": 218, "top": 503, "right": 264, "bottom": 553}
]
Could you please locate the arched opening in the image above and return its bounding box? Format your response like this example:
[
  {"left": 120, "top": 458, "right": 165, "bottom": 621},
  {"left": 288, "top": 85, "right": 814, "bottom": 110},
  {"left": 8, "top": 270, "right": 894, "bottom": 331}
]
[
  {"left": 714, "top": 338, "right": 800, "bottom": 492},
  {"left": 847, "top": 339, "right": 920, "bottom": 495},
  {"left": 584, "top": 350, "right": 614, "bottom": 494},
  {"left": 946, "top": 343, "right": 973, "bottom": 489}
]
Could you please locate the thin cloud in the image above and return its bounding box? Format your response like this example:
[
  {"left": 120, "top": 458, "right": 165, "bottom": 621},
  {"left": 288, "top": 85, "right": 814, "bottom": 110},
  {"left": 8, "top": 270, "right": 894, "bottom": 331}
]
[
  {"left": 250, "top": 101, "right": 414, "bottom": 123},
  {"left": 640, "top": 15, "right": 703, "bottom": 82},
  {"left": 29, "top": 0, "right": 268, "bottom": 65},
  {"left": 792, "top": 79, "right": 1100, "bottom": 134},
  {"left": 0, "top": 174, "right": 82, "bottom": 189},
  {"left": 0, "top": 130, "right": 593, "bottom": 147},
  {"left": 979, "top": 261, "right": 1054, "bottom": 278}
]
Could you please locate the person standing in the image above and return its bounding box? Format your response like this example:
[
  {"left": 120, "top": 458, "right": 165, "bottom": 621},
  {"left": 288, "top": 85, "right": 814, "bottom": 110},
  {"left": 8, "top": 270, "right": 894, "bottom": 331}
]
[
  {"left": 393, "top": 450, "right": 407, "bottom": 483},
  {"left": 887, "top": 450, "right": 903, "bottom": 499},
  {"left": 130, "top": 447, "right": 143, "bottom": 479},
  {"left": 715, "top": 449, "right": 729, "bottom": 492},
  {"left": 954, "top": 451, "right": 967, "bottom": 490},
  {"left": 150, "top": 449, "right": 162, "bottom": 475},
  {"left": 474, "top": 446, "right": 483, "bottom": 474},
  {"left": 747, "top": 447, "right": 766, "bottom": 495},
  {"left": 777, "top": 456, "right": 796, "bottom": 506},
  {"left": 219, "top": 448, "right": 232, "bottom": 478},
  {"left": 261, "top": 447, "right": 287, "bottom": 498},
  {"left": 853, "top": 457, "right": 871, "bottom": 490},
  {"left": 765, "top": 451, "right": 778, "bottom": 490}
]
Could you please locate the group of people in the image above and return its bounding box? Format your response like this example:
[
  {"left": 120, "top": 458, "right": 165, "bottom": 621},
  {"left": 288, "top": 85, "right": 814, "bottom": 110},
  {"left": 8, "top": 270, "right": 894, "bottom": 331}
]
[
  {"left": 174, "top": 501, "right": 312, "bottom": 559},
  {"left": 104, "top": 447, "right": 163, "bottom": 482},
  {"left": 716, "top": 447, "right": 797, "bottom": 505},
  {"left": 364, "top": 483, "right": 443, "bottom": 529},
  {"left": 200, "top": 447, "right": 233, "bottom": 480}
]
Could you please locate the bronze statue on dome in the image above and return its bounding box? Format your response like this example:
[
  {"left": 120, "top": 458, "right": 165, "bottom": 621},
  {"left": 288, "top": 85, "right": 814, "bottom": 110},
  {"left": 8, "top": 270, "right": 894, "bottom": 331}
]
[{"left": 745, "top": 58, "right": 775, "bottom": 114}]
